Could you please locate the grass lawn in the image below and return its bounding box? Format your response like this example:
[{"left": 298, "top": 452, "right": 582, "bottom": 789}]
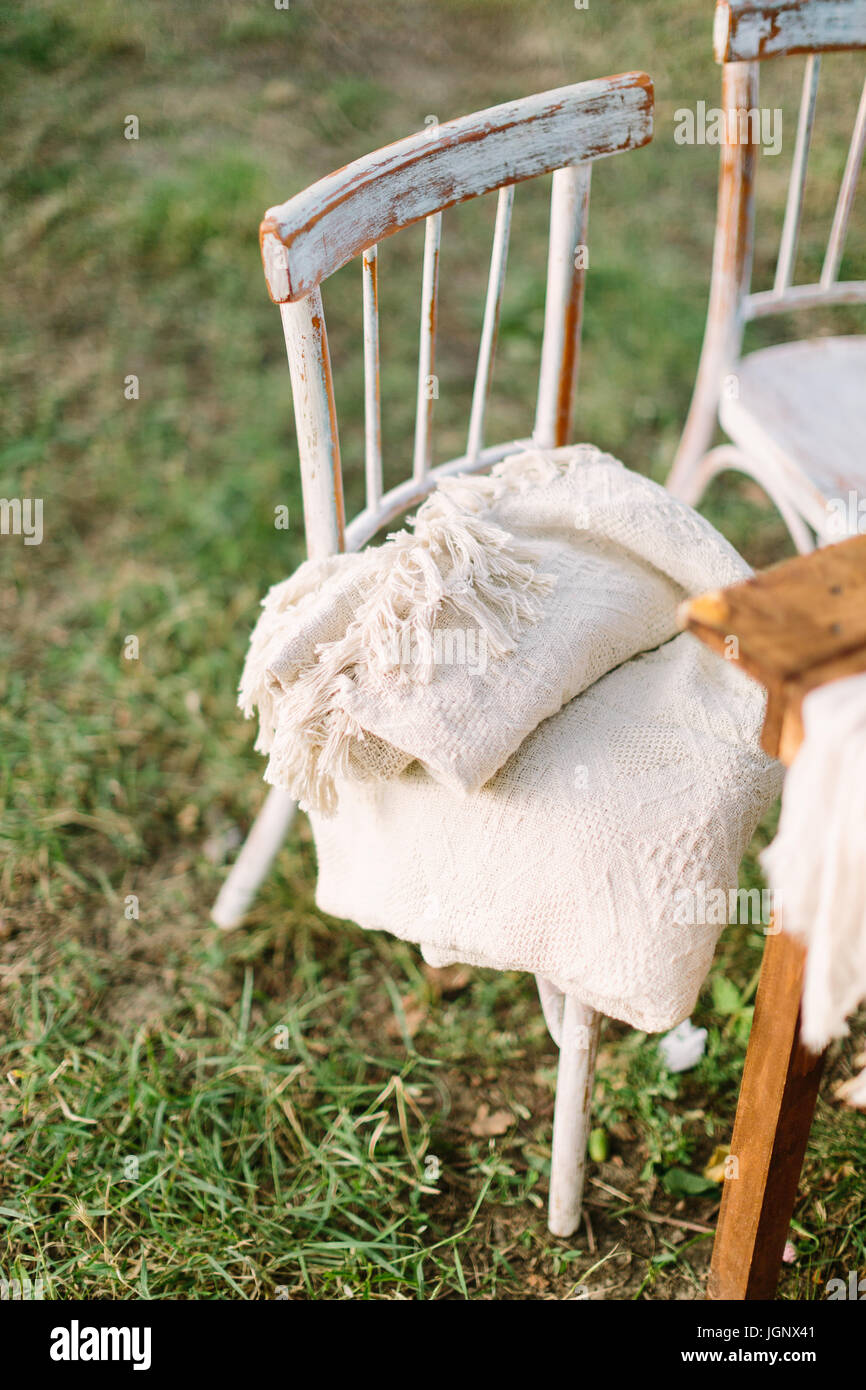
[{"left": 2, "top": 0, "right": 865, "bottom": 1300}]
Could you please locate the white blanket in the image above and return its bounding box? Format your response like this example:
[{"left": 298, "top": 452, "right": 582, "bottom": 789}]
[
  {"left": 240, "top": 445, "right": 781, "bottom": 1030},
  {"left": 241, "top": 446, "right": 757, "bottom": 811},
  {"left": 762, "top": 673, "right": 866, "bottom": 1104}
]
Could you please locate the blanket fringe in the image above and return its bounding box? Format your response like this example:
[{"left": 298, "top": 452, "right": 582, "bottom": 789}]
[{"left": 239, "top": 465, "right": 561, "bottom": 812}]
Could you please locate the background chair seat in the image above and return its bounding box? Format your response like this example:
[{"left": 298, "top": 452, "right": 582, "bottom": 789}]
[{"left": 721, "top": 336, "right": 866, "bottom": 521}]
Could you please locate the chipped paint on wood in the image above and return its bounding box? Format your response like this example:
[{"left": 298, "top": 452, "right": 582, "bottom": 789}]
[
  {"left": 534, "top": 164, "right": 592, "bottom": 450},
  {"left": 466, "top": 185, "right": 514, "bottom": 463},
  {"left": 260, "top": 220, "right": 290, "bottom": 302},
  {"left": 413, "top": 213, "right": 442, "bottom": 481},
  {"left": 362, "top": 246, "right": 383, "bottom": 509},
  {"left": 671, "top": 11, "right": 866, "bottom": 552},
  {"left": 747, "top": 278, "right": 866, "bottom": 314},
  {"left": 715, "top": 0, "right": 866, "bottom": 64},
  {"left": 668, "top": 61, "right": 759, "bottom": 499},
  {"left": 280, "top": 290, "right": 345, "bottom": 560},
  {"left": 548, "top": 998, "right": 601, "bottom": 1238},
  {"left": 259, "top": 73, "right": 652, "bottom": 303}
]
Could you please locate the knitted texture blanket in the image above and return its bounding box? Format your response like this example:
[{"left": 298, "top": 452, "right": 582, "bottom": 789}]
[
  {"left": 240, "top": 445, "right": 781, "bottom": 1030},
  {"left": 242, "top": 446, "right": 758, "bottom": 812},
  {"left": 762, "top": 674, "right": 866, "bottom": 1106}
]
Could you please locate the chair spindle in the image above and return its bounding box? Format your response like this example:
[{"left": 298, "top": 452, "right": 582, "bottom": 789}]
[
  {"left": 774, "top": 55, "right": 821, "bottom": 295},
  {"left": 413, "top": 212, "right": 442, "bottom": 481},
  {"left": 466, "top": 186, "right": 515, "bottom": 464},
  {"left": 821, "top": 75, "right": 866, "bottom": 287},
  {"left": 362, "top": 245, "right": 383, "bottom": 510}
]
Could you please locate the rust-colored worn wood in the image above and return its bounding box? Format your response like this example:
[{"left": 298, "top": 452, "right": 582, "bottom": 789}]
[
  {"left": 534, "top": 163, "right": 591, "bottom": 450},
  {"left": 666, "top": 61, "right": 759, "bottom": 500},
  {"left": 669, "top": 6, "right": 866, "bottom": 553},
  {"left": 258, "top": 73, "right": 653, "bottom": 303},
  {"left": 715, "top": 0, "right": 866, "bottom": 64},
  {"left": 681, "top": 534, "right": 866, "bottom": 1299},
  {"left": 707, "top": 927, "right": 825, "bottom": 1300},
  {"left": 682, "top": 533, "right": 866, "bottom": 759}
]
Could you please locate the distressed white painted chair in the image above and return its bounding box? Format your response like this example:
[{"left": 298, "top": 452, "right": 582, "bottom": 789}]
[
  {"left": 667, "top": 0, "right": 866, "bottom": 552},
  {"left": 213, "top": 73, "right": 654, "bottom": 1236}
]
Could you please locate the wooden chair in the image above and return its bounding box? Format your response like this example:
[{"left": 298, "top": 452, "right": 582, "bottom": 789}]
[
  {"left": 682, "top": 532, "right": 866, "bottom": 1299},
  {"left": 212, "top": 73, "right": 654, "bottom": 1237},
  {"left": 667, "top": 0, "right": 866, "bottom": 553}
]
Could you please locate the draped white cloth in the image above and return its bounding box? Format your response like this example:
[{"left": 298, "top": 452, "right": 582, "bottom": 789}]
[
  {"left": 762, "top": 673, "right": 866, "bottom": 1104},
  {"left": 241, "top": 446, "right": 781, "bottom": 1030}
]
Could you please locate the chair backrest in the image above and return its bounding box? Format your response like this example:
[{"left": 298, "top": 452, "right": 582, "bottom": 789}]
[
  {"left": 258, "top": 74, "right": 653, "bottom": 562},
  {"left": 674, "top": 0, "right": 866, "bottom": 474}
]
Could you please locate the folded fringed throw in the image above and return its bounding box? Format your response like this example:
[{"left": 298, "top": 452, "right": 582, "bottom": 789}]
[
  {"left": 241, "top": 445, "right": 754, "bottom": 812},
  {"left": 239, "top": 483, "right": 553, "bottom": 811},
  {"left": 239, "top": 443, "right": 782, "bottom": 1032},
  {"left": 762, "top": 673, "right": 866, "bottom": 1106}
]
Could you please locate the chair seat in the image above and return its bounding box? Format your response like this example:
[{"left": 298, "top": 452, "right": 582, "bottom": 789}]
[
  {"left": 310, "top": 632, "right": 782, "bottom": 1033},
  {"left": 720, "top": 336, "right": 866, "bottom": 509}
]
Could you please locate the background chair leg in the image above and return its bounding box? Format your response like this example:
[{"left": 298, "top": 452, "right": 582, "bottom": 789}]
[
  {"left": 211, "top": 787, "right": 297, "bottom": 929},
  {"left": 548, "top": 997, "right": 601, "bottom": 1238},
  {"left": 708, "top": 929, "right": 826, "bottom": 1300}
]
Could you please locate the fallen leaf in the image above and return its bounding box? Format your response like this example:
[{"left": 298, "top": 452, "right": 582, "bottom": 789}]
[
  {"left": 470, "top": 1104, "right": 514, "bottom": 1137},
  {"left": 702, "top": 1144, "right": 731, "bottom": 1183},
  {"left": 609, "top": 1121, "right": 636, "bottom": 1142},
  {"left": 385, "top": 994, "right": 428, "bottom": 1039},
  {"left": 176, "top": 803, "right": 198, "bottom": 834},
  {"left": 422, "top": 963, "right": 473, "bottom": 997},
  {"left": 662, "top": 1166, "right": 717, "bottom": 1197}
]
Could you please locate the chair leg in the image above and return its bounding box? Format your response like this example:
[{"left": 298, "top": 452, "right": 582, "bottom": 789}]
[
  {"left": 708, "top": 928, "right": 825, "bottom": 1300},
  {"left": 211, "top": 787, "right": 297, "bottom": 929},
  {"left": 674, "top": 444, "right": 817, "bottom": 556},
  {"left": 666, "top": 361, "right": 723, "bottom": 507},
  {"left": 548, "top": 997, "right": 601, "bottom": 1238}
]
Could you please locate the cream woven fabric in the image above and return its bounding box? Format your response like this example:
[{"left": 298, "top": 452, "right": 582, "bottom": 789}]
[
  {"left": 240, "top": 444, "right": 782, "bottom": 1031},
  {"left": 241, "top": 446, "right": 758, "bottom": 812},
  {"left": 762, "top": 674, "right": 866, "bottom": 1103},
  {"left": 311, "top": 635, "right": 780, "bottom": 1031}
]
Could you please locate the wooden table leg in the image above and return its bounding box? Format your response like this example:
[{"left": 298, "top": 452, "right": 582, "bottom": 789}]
[{"left": 707, "top": 929, "right": 826, "bottom": 1301}]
